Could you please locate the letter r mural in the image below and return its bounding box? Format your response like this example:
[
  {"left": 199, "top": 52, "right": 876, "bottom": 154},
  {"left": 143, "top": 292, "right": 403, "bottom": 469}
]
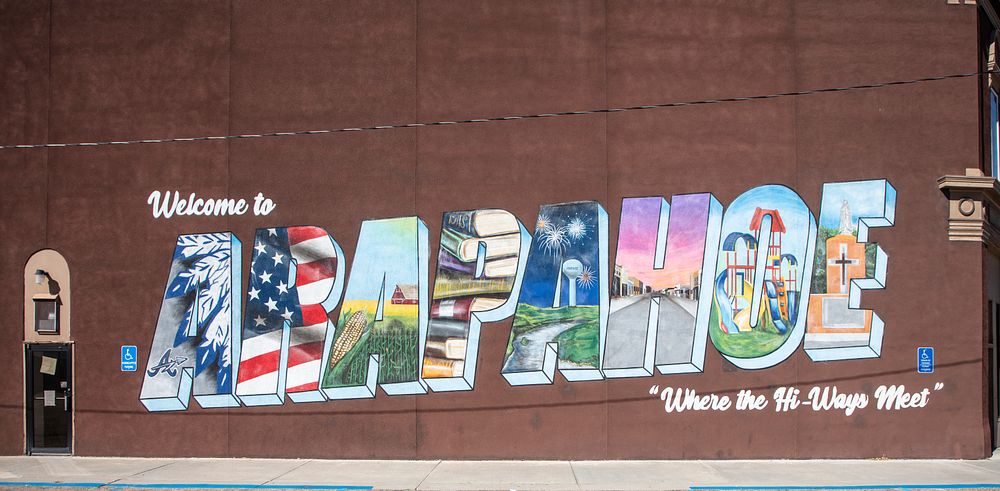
[{"left": 236, "top": 226, "right": 347, "bottom": 405}]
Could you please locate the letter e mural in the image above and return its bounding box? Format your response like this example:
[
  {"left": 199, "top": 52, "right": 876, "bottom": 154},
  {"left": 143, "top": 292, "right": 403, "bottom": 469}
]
[{"left": 804, "top": 179, "right": 896, "bottom": 361}]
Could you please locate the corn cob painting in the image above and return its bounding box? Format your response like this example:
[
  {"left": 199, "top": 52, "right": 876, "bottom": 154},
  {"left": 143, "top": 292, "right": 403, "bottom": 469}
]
[
  {"left": 327, "top": 310, "right": 370, "bottom": 369},
  {"left": 320, "top": 217, "right": 430, "bottom": 399}
]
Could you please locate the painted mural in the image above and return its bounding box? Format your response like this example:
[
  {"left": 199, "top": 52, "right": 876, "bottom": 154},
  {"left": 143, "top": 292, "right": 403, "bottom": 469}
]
[
  {"left": 804, "top": 180, "right": 896, "bottom": 361},
  {"left": 140, "top": 233, "right": 242, "bottom": 411},
  {"left": 235, "top": 227, "right": 345, "bottom": 406},
  {"left": 423, "top": 210, "right": 531, "bottom": 391},
  {"left": 319, "top": 217, "right": 429, "bottom": 398},
  {"left": 708, "top": 185, "right": 816, "bottom": 370},
  {"left": 139, "top": 182, "right": 896, "bottom": 412},
  {"left": 604, "top": 194, "right": 722, "bottom": 378},
  {"left": 500, "top": 201, "right": 609, "bottom": 385}
]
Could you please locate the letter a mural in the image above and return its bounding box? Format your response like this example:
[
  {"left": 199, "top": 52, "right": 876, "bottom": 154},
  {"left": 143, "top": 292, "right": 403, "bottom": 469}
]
[
  {"left": 140, "top": 233, "right": 243, "bottom": 411},
  {"left": 321, "top": 217, "right": 430, "bottom": 399},
  {"left": 501, "top": 201, "right": 609, "bottom": 385}
]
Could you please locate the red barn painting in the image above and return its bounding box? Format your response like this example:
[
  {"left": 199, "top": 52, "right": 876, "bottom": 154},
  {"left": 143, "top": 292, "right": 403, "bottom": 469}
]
[{"left": 391, "top": 284, "right": 418, "bottom": 305}]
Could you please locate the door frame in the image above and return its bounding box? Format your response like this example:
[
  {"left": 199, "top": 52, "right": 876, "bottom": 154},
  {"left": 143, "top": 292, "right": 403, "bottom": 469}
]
[{"left": 25, "top": 343, "right": 73, "bottom": 455}]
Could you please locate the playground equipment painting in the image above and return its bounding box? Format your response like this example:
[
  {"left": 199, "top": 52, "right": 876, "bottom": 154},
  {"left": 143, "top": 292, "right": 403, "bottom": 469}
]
[{"left": 709, "top": 185, "right": 817, "bottom": 370}]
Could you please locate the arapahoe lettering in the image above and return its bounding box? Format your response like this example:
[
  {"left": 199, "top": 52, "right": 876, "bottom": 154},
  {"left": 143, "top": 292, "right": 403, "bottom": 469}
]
[{"left": 138, "top": 179, "right": 896, "bottom": 412}]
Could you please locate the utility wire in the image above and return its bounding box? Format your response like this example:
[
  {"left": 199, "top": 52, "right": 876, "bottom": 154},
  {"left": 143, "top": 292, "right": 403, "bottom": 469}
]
[{"left": 0, "top": 70, "right": 988, "bottom": 150}]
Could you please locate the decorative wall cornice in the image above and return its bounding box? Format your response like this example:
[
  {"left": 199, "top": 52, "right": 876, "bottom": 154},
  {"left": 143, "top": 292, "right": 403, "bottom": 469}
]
[{"left": 938, "top": 169, "right": 1000, "bottom": 251}]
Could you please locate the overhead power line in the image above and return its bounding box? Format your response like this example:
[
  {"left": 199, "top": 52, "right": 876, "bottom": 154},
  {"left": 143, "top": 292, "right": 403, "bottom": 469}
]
[{"left": 0, "top": 70, "right": 987, "bottom": 150}]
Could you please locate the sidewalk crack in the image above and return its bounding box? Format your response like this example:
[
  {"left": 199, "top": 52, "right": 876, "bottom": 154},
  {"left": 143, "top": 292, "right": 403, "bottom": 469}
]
[
  {"left": 100, "top": 460, "right": 178, "bottom": 488},
  {"left": 414, "top": 460, "right": 441, "bottom": 491},
  {"left": 261, "top": 459, "right": 314, "bottom": 486},
  {"left": 569, "top": 461, "right": 581, "bottom": 490}
]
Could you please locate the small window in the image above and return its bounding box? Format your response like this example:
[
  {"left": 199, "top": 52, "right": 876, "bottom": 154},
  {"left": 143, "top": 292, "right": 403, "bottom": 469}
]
[{"left": 33, "top": 299, "right": 59, "bottom": 334}]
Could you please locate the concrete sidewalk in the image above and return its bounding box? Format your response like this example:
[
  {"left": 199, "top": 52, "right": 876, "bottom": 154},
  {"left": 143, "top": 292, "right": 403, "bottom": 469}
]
[{"left": 1, "top": 454, "right": 999, "bottom": 490}]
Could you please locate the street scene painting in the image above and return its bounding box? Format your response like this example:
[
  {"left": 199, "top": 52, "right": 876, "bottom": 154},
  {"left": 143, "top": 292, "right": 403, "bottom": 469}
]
[
  {"left": 500, "top": 201, "right": 609, "bottom": 385},
  {"left": 709, "top": 185, "right": 816, "bottom": 370},
  {"left": 604, "top": 194, "right": 722, "bottom": 377},
  {"left": 804, "top": 180, "right": 896, "bottom": 361}
]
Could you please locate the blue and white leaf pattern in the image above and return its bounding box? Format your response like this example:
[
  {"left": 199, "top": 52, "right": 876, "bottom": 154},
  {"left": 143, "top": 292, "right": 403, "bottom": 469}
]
[
  {"left": 175, "top": 233, "right": 230, "bottom": 260},
  {"left": 198, "top": 291, "right": 231, "bottom": 388},
  {"left": 169, "top": 233, "right": 235, "bottom": 392},
  {"left": 166, "top": 249, "right": 230, "bottom": 299},
  {"left": 173, "top": 303, "right": 196, "bottom": 348}
]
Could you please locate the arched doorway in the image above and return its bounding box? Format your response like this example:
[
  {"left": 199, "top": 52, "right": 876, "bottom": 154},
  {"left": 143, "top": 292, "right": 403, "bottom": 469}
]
[{"left": 23, "top": 249, "right": 72, "bottom": 455}]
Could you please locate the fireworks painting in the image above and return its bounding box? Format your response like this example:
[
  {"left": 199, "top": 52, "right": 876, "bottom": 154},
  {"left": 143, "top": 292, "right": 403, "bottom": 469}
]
[
  {"left": 566, "top": 216, "right": 588, "bottom": 241},
  {"left": 576, "top": 266, "right": 596, "bottom": 289},
  {"left": 539, "top": 225, "right": 570, "bottom": 256},
  {"left": 517, "top": 203, "right": 602, "bottom": 307},
  {"left": 503, "top": 201, "right": 607, "bottom": 382},
  {"left": 535, "top": 213, "right": 552, "bottom": 234}
]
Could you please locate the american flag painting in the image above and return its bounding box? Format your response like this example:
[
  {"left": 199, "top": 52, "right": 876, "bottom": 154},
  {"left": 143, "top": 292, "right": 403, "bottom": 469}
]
[{"left": 236, "top": 226, "right": 341, "bottom": 404}]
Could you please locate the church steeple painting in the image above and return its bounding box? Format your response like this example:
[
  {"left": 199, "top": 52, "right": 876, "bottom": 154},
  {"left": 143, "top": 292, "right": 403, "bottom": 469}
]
[{"left": 804, "top": 180, "right": 896, "bottom": 361}]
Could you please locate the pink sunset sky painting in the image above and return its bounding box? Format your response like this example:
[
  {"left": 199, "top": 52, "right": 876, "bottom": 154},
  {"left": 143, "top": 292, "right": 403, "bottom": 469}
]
[{"left": 615, "top": 194, "right": 710, "bottom": 290}]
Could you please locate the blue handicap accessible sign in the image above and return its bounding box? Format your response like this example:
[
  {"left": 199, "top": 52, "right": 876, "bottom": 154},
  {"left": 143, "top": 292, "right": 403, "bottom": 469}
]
[
  {"left": 121, "top": 345, "right": 138, "bottom": 372},
  {"left": 917, "top": 347, "right": 934, "bottom": 374}
]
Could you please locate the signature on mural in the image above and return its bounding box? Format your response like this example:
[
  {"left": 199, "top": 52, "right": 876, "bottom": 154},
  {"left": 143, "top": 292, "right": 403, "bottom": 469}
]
[
  {"left": 146, "top": 349, "right": 189, "bottom": 378},
  {"left": 138, "top": 179, "right": 896, "bottom": 412}
]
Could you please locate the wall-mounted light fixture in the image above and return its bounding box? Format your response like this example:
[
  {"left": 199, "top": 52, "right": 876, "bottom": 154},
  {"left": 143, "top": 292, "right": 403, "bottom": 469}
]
[{"left": 34, "top": 269, "right": 48, "bottom": 285}]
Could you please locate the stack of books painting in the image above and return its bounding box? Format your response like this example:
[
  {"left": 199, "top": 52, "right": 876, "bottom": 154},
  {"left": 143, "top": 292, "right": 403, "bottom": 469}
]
[{"left": 422, "top": 210, "right": 522, "bottom": 379}]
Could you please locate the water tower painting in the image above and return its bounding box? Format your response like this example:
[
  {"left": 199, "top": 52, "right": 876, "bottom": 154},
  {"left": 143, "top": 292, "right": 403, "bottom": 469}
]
[
  {"left": 501, "top": 201, "right": 609, "bottom": 385},
  {"left": 556, "top": 259, "right": 584, "bottom": 307}
]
